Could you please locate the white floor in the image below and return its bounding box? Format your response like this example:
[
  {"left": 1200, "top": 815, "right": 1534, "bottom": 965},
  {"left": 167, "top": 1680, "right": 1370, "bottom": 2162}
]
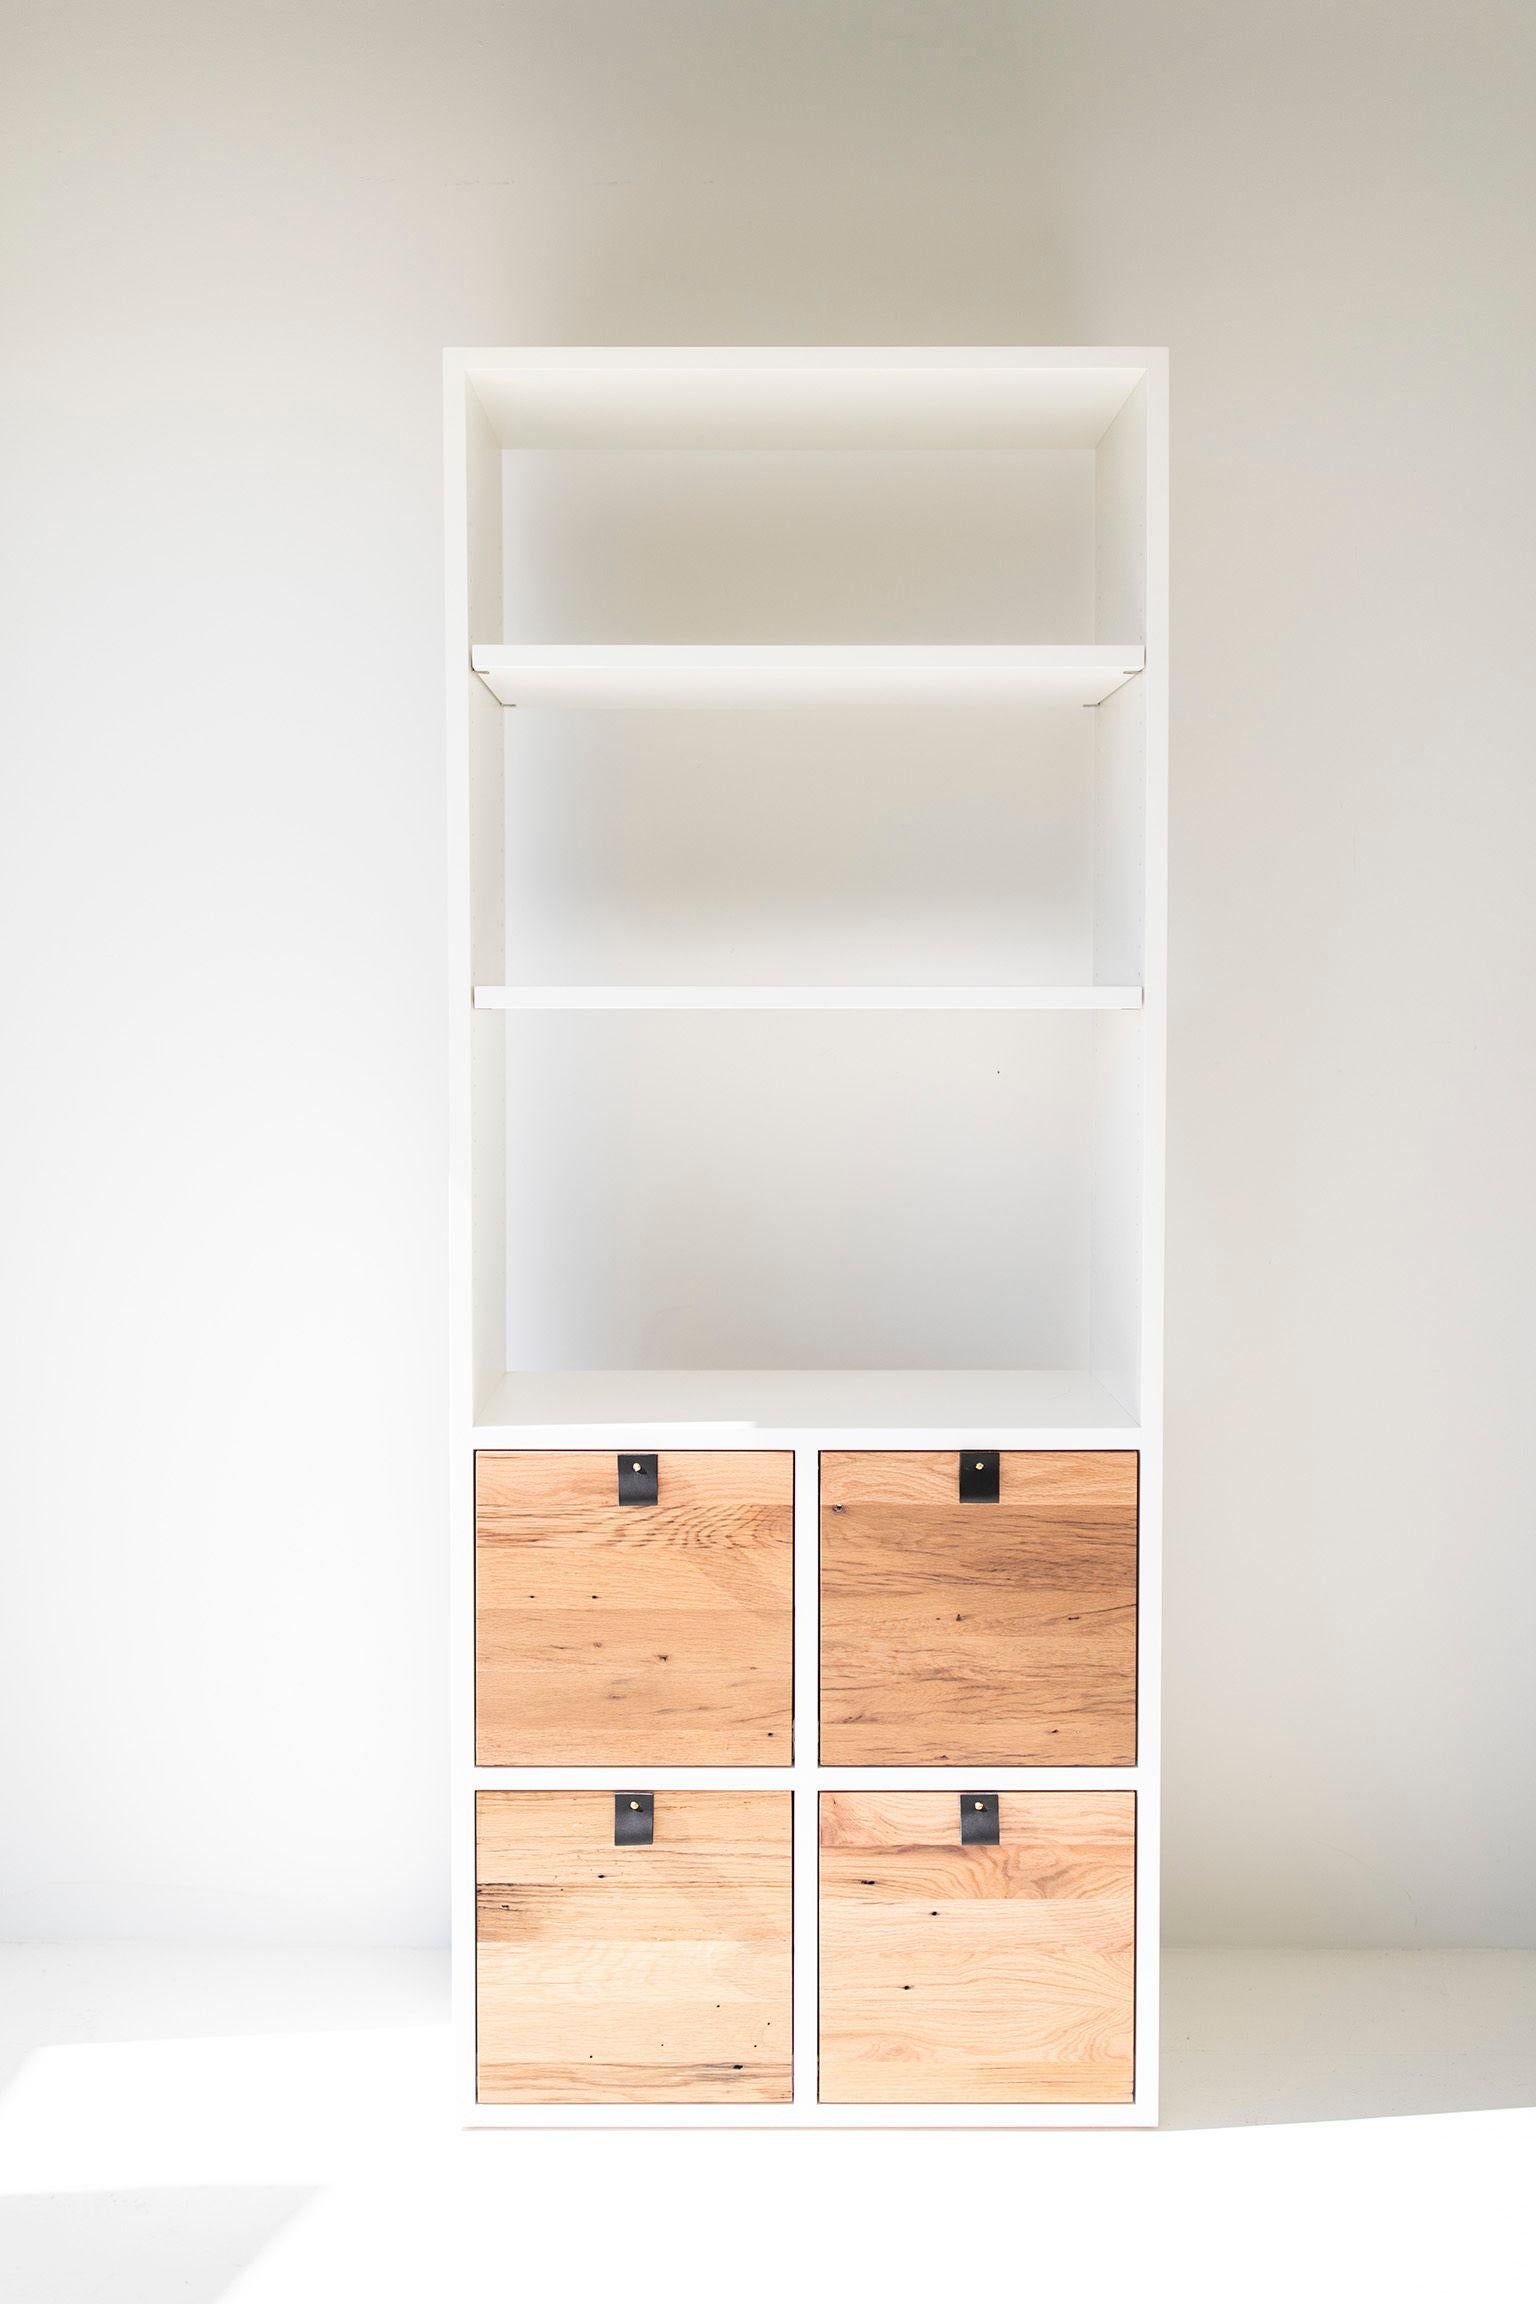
[{"left": 1, "top": 1946, "right": 1532, "bottom": 2301}]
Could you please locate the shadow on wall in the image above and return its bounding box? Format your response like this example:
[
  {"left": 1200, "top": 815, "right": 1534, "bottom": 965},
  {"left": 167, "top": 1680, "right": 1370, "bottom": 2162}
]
[{"left": 1163, "top": 1950, "right": 1536, "bottom": 2129}]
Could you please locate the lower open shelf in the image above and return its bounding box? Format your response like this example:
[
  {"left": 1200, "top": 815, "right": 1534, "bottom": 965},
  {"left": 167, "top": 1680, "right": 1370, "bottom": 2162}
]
[{"left": 471, "top": 1366, "right": 1138, "bottom": 1442}]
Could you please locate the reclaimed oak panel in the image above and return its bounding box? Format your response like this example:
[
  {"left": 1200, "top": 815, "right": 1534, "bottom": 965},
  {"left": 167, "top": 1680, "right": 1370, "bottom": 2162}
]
[
  {"left": 819, "top": 1791, "right": 1135, "bottom": 2105},
  {"left": 476, "top": 1450, "right": 793, "bottom": 1764},
  {"left": 820, "top": 1450, "right": 1137, "bottom": 1765},
  {"left": 477, "top": 1790, "right": 793, "bottom": 2104}
]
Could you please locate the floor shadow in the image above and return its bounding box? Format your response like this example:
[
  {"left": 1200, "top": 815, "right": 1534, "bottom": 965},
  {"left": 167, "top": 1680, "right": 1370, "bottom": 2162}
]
[
  {"left": 0, "top": 2188, "right": 312, "bottom": 2304},
  {"left": 0, "top": 1947, "right": 448, "bottom": 2097},
  {"left": 1162, "top": 1949, "right": 1536, "bottom": 2129}
]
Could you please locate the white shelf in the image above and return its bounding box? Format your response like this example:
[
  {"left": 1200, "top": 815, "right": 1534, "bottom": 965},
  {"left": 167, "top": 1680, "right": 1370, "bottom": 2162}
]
[
  {"left": 449, "top": 346, "right": 1167, "bottom": 2129},
  {"left": 472, "top": 1367, "right": 1139, "bottom": 1445},
  {"left": 473, "top": 984, "right": 1143, "bottom": 1012},
  {"left": 470, "top": 643, "right": 1144, "bottom": 709}
]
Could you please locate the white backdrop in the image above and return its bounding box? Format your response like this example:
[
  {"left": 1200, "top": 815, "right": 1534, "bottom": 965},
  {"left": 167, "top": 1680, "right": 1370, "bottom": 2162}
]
[{"left": 2, "top": 0, "right": 1533, "bottom": 1948}]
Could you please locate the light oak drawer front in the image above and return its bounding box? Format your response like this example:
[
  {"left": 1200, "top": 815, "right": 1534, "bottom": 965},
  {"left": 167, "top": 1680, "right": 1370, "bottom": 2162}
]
[
  {"left": 475, "top": 1450, "right": 794, "bottom": 1764},
  {"left": 820, "top": 1450, "right": 1137, "bottom": 1765},
  {"left": 476, "top": 1790, "right": 793, "bottom": 2105},
  {"left": 819, "top": 1791, "right": 1135, "bottom": 2106}
]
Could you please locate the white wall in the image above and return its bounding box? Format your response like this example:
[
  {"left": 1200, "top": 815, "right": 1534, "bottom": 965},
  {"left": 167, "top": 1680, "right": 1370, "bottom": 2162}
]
[{"left": 2, "top": 0, "right": 1533, "bottom": 1948}]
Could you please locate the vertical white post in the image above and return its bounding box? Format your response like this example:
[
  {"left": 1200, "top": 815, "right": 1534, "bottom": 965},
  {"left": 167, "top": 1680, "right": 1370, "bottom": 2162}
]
[
  {"left": 1134, "top": 348, "right": 1169, "bottom": 2121},
  {"left": 444, "top": 356, "right": 478, "bottom": 2118}
]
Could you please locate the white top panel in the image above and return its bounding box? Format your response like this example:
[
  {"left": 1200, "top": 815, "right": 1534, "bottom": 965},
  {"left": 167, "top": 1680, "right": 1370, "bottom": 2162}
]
[
  {"left": 460, "top": 348, "right": 1148, "bottom": 449},
  {"left": 472, "top": 645, "right": 1143, "bottom": 709},
  {"left": 473, "top": 1367, "right": 1138, "bottom": 1441}
]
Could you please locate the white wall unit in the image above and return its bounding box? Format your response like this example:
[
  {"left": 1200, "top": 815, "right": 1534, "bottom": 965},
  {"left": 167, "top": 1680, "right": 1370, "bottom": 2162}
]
[{"left": 447, "top": 347, "right": 1168, "bottom": 2127}]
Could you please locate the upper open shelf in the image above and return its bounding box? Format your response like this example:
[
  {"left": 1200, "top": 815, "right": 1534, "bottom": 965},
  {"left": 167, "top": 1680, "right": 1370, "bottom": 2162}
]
[{"left": 471, "top": 644, "right": 1144, "bottom": 710}]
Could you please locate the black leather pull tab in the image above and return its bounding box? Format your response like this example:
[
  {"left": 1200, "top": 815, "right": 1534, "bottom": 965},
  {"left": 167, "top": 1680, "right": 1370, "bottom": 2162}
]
[
  {"left": 960, "top": 1792, "right": 1000, "bottom": 1845},
  {"left": 959, "top": 1450, "right": 999, "bottom": 1502},
  {"left": 615, "top": 1792, "right": 654, "bottom": 1846},
  {"left": 618, "top": 1452, "right": 658, "bottom": 1506}
]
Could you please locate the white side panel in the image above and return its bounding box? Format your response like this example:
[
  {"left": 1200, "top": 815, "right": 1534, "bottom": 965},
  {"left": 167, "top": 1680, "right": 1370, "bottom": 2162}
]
[
  {"left": 1094, "top": 378, "right": 1148, "bottom": 644},
  {"left": 443, "top": 359, "right": 477, "bottom": 2151},
  {"left": 1133, "top": 350, "right": 1169, "bottom": 2128}
]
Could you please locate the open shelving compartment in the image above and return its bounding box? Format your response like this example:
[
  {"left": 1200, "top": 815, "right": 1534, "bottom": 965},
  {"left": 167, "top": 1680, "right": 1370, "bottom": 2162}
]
[{"left": 447, "top": 347, "right": 1167, "bottom": 2125}]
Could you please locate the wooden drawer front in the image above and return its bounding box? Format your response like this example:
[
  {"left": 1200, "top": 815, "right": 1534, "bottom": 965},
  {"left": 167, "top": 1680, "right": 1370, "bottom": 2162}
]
[
  {"left": 475, "top": 1450, "right": 793, "bottom": 1764},
  {"left": 820, "top": 1450, "right": 1137, "bottom": 1765},
  {"left": 819, "top": 1791, "right": 1135, "bottom": 2105},
  {"left": 477, "top": 1791, "right": 793, "bottom": 2104}
]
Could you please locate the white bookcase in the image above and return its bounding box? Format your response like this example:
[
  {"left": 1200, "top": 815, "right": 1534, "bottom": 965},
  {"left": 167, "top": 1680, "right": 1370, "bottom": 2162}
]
[{"left": 446, "top": 347, "right": 1167, "bottom": 2126}]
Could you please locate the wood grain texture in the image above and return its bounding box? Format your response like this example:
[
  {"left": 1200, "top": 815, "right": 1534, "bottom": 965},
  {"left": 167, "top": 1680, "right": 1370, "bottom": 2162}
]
[
  {"left": 476, "top": 1450, "right": 793, "bottom": 1764},
  {"left": 477, "top": 1791, "right": 793, "bottom": 2104},
  {"left": 819, "top": 1791, "right": 1135, "bottom": 2105},
  {"left": 820, "top": 1450, "right": 1137, "bottom": 1765}
]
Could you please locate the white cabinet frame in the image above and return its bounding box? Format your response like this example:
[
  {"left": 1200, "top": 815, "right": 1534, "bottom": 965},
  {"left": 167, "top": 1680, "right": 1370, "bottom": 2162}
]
[{"left": 446, "top": 347, "right": 1167, "bottom": 2128}]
